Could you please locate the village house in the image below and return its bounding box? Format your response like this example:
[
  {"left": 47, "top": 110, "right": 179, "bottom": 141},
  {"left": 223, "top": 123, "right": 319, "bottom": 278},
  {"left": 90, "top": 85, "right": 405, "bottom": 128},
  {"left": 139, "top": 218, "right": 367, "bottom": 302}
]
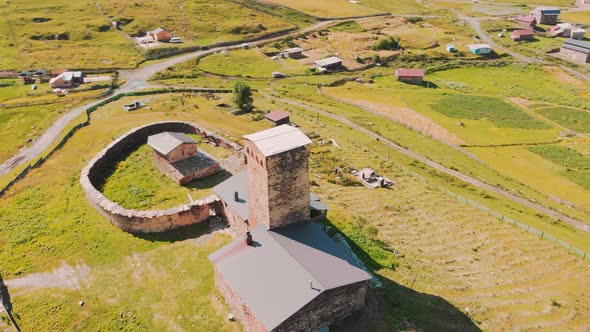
[
  {"left": 515, "top": 15, "right": 536, "bottom": 28},
  {"left": 147, "top": 131, "right": 220, "bottom": 185},
  {"left": 17, "top": 70, "right": 35, "bottom": 84},
  {"left": 560, "top": 38, "right": 590, "bottom": 63},
  {"left": 511, "top": 29, "right": 535, "bottom": 41},
  {"left": 446, "top": 44, "right": 456, "bottom": 52},
  {"left": 395, "top": 68, "right": 425, "bottom": 85},
  {"left": 147, "top": 27, "right": 173, "bottom": 42},
  {"left": 531, "top": 7, "right": 561, "bottom": 25},
  {"left": 282, "top": 47, "right": 304, "bottom": 59},
  {"left": 210, "top": 125, "right": 370, "bottom": 332},
  {"left": 265, "top": 110, "right": 290, "bottom": 126},
  {"left": 314, "top": 56, "right": 343, "bottom": 72},
  {"left": 468, "top": 44, "right": 492, "bottom": 55},
  {"left": 549, "top": 23, "right": 586, "bottom": 39},
  {"left": 49, "top": 71, "right": 84, "bottom": 88}
]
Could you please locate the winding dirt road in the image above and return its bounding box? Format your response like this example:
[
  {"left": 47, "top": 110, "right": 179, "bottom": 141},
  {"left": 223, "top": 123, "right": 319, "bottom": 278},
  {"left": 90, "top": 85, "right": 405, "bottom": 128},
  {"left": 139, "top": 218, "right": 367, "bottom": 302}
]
[{"left": 261, "top": 93, "right": 590, "bottom": 232}]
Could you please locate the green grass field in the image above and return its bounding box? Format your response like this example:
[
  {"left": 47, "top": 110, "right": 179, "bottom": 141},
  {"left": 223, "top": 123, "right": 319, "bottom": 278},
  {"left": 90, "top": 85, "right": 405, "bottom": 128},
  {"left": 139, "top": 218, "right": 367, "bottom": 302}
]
[
  {"left": 97, "top": 0, "right": 294, "bottom": 46},
  {"left": 534, "top": 107, "right": 590, "bottom": 133},
  {"left": 100, "top": 144, "right": 231, "bottom": 210},
  {"left": 258, "top": 0, "right": 383, "bottom": 18},
  {"left": 0, "top": 0, "right": 142, "bottom": 70},
  {"left": 529, "top": 144, "right": 590, "bottom": 191}
]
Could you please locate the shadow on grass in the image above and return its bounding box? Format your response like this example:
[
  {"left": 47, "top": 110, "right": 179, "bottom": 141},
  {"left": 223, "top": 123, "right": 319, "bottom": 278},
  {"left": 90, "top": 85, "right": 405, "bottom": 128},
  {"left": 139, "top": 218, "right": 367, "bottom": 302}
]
[
  {"left": 327, "top": 222, "right": 481, "bottom": 332},
  {"left": 0, "top": 272, "right": 21, "bottom": 331},
  {"left": 132, "top": 219, "right": 226, "bottom": 243}
]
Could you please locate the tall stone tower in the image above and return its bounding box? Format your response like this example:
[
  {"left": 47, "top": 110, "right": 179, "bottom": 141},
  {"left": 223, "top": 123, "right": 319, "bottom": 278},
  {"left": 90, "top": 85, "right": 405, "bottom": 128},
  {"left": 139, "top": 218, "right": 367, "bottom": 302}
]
[{"left": 243, "top": 125, "right": 312, "bottom": 229}]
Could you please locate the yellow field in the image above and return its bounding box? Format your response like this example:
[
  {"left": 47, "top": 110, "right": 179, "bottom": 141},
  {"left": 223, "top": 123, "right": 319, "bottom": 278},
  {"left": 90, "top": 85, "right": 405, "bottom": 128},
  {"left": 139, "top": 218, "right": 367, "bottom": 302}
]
[{"left": 260, "top": 0, "right": 383, "bottom": 18}]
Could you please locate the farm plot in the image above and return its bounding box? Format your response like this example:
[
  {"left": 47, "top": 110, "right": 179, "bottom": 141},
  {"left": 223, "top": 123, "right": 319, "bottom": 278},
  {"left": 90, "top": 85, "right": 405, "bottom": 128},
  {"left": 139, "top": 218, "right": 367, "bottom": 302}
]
[
  {"left": 528, "top": 144, "right": 590, "bottom": 191},
  {"left": 97, "top": 0, "right": 294, "bottom": 46},
  {"left": 533, "top": 106, "right": 590, "bottom": 133},
  {"left": 1, "top": 0, "right": 142, "bottom": 70},
  {"left": 467, "top": 144, "right": 590, "bottom": 211},
  {"left": 0, "top": 4, "right": 21, "bottom": 71},
  {"left": 257, "top": 0, "right": 383, "bottom": 18}
]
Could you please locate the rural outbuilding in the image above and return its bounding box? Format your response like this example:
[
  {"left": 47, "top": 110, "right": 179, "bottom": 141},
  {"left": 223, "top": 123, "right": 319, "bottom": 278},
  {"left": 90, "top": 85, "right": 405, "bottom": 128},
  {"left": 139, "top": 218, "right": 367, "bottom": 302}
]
[
  {"left": 446, "top": 44, "right": 456, "bottom": 52},
  {"left": 395, "top": 68, "right": 425, "bottom": 85},
  {"left": 560, "top": 38, "right": 590, "bottom": 63},
  {"left": 147, "top": 131, "right": 221, "bottom": 185},
  {"left": 314, "top": 56, "right": 343, "bottom": 71},
  {"left": 515, "top": 15, "right": 536, "bottom": 28},
  {"left": 510, "top": 29, "right": 535, "bottom": 41},
  {"left": 531, "top": 7, "right": 560, "bottom": 25},
  {"left": 49, "top": 71, "right": 84, "bottom": 88},
  {"left": 147, "top": 27, "right": 173, "bottom": 42},
  {"left": 468, "top": 44, "right": 492, "bottom": 55},
  {"left": 282, "top": 47, "right": 304, "bottom": 59},
  {"left": 550, "top": 23, "right": 586, "bottom": 39},
  {"left": 265, "top": 110, "right": 290, "bottom": 126}
]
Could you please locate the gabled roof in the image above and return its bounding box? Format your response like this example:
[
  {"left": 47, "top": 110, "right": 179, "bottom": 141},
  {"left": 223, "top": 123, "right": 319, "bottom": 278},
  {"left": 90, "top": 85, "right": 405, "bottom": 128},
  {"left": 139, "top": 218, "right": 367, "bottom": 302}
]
[
  {"left": 213, "top": 171, "right": 249, "bottom": 220},
  {"left": 283, "top": 47, "right": 304, "bottom": 53},
  {"left": 515, "top": 15, "right": 535, "bottom": 23},
  {"left": 209, "top": 222, "right": 371, "bottom": 331},
  {"left": 562, "top": 38, "right": 590, "bottom": 53},
  {"left": 265, "top": 110, "right": 290, "bottom": 123},
  {"left": 148, "top": 27, "right": 169, "bottom": 34},
  {"left": 243, "top": 124, "right": 311, "bottom": 157},
  {"left": 147, "top": 132, "right": 197, "bottom": 156},
  {"left": 468, "top": 43, "right": 492, "bottom": 49},
  {"left": 310, "top": 193, "right": 330, "bottom": 211},
  {"left": 313, "top": 56, "right": 343, "bottom": 68},
  {"left": 534, "top": 6, "right": 560, "bottom": 14},
  {"left": 395, "top": 68, "right": 424, "bottom": 77}
]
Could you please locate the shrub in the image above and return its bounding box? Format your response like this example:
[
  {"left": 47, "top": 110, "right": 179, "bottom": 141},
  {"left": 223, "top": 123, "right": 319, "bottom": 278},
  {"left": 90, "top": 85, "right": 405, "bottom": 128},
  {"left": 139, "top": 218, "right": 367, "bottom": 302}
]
[{"left": 373, "top": 36, "right": 399, "bottom": 51}]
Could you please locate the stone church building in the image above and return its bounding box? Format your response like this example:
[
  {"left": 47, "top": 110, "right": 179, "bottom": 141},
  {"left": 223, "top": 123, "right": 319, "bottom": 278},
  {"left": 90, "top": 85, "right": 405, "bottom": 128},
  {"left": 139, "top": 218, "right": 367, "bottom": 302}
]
[{"left": 209, "top": 125, "right": 370, "bottom": 332}]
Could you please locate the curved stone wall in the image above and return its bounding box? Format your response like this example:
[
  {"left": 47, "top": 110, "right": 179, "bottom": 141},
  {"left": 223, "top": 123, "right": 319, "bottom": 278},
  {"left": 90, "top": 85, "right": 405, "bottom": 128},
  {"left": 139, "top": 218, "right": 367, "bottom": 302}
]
[{"left": 80, "top": 121, "right": 243, "bottom": 233}]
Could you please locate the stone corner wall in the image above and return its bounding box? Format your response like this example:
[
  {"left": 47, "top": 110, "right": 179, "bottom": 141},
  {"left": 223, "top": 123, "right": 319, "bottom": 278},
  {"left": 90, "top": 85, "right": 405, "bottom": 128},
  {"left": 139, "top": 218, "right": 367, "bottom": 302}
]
[{"left": 80, "top": 121, "right": 243, "bottom": 233}]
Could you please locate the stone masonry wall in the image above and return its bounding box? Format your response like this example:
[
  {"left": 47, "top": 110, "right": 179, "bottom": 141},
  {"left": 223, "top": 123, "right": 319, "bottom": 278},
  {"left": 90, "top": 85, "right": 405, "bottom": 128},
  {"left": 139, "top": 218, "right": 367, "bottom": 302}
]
[
  {"left": 276, "top": 281, "right": 368, "bottom": 331},
  {"left": 245, "top": 140, "right": 269, "bottom": 230},
  {"left": 80, "top": 121, "right": 243, "bottom": 233}
]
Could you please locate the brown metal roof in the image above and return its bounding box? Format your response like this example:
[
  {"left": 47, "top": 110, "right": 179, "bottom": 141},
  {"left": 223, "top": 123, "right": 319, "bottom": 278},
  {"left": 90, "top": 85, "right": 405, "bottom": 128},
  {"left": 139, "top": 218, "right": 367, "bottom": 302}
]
[
  {"left": 265, "top": 110, "right": 290, "bottom": 123},
  {"left": 395, "top": 68, "right": 424, "bottom": 77},
  {"left": 147, "top": 132, "right": 197, "bottom": 156}
]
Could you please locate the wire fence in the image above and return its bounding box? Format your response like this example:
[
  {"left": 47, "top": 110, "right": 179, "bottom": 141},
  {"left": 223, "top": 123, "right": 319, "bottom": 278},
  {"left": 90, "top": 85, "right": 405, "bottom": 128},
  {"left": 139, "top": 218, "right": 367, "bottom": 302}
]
[{"left": 397, "top": 164, "right": 589, "bottom": 261}]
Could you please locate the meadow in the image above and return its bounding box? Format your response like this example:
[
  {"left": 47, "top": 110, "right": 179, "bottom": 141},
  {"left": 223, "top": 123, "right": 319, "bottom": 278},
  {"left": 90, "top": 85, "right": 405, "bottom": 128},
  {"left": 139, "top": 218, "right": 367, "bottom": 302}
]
[
  {"left": 529, "top": 144, "right": 590, "bottom": 191},
  {"left": 97, "top": 0, "right": 294, "bottom": 46},
  {"left": 257, "top": 0, "right": 383, "bottom": 18},
  {"left": 2, "top": 90, "right": 590, "bottom": 330},
  {"left": 534, "top": 106, "right": 590, "bottom": 133},
  {"left": 0, "top": 0, "right": 142, "bottom": 70}
]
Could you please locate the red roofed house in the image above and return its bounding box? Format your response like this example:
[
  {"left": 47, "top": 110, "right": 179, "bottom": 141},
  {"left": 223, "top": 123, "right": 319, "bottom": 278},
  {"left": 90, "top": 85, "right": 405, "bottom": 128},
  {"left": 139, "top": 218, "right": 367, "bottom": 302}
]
[
  {"left": 395, "top": 68, "right": 425, "bottom": 85},
  {"left": 147, "top": 27, "right": 173, "bottom": 42},
  {"left": 515, "top": 15, "right": 536, "bottom": 28},
  {"left": 265, "top": 110, "right": 290, "bottom": 126},
  {"left": 511, "top": 29, "right": 535, "bottom": 41}
]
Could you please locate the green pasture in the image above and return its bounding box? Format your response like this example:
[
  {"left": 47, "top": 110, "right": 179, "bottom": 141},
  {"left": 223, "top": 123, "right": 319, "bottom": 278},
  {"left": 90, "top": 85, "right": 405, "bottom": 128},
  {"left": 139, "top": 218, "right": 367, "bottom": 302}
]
[
  {"left": 98, "top": 0, "right": 294, "bottom": 46},
  {"left": 529, "top": 144, "right": 590, "bottom": 191},
  {"left": 198, "top": 49, "right": 309, "bottom": 78},
  {"left": 257, "top": 0, "right": 383, "bottom": 18},
  {"left": 1, "top": 0, "right": 142, "bottom": 70},
  {"left": 534, "top": 106, "right": 590, "bottom": 133}
]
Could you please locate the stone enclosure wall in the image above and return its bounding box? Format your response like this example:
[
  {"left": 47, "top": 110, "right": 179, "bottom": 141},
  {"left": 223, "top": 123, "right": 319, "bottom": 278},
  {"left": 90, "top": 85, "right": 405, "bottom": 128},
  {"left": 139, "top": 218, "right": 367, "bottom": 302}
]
[{"left": 80, "top": 121, "right": 242, "bottom": 233}]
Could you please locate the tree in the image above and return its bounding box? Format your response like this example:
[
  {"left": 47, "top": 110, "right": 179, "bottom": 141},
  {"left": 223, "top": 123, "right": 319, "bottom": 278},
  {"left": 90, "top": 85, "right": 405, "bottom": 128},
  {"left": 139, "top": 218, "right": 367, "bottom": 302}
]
[
  {"left": 233, "top": 82, "right": 253, "bottom": 112},
  {"left": 373, "top": 36, "right": 399, "bottom": 51}
]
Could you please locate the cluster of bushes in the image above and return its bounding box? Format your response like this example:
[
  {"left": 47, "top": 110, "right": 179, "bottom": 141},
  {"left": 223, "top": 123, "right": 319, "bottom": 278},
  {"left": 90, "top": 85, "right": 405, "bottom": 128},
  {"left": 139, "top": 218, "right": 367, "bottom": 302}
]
[
  {"left": 229, "top": 24, "right": 267, "bottom": 35},
  {"left": 373, "top": 36, "right": 399, "bottom": 51},
  {"left": 30, "top": 32, "right": 69, "bottom": 41}
]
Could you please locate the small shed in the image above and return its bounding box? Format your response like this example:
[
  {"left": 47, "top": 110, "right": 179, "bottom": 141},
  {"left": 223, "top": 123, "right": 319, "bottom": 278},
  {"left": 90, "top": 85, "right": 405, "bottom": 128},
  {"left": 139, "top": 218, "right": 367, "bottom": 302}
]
[
  {"left": 446, "top": 44, "right": 456, "bottom": 52},
  {"left": 265, "top": 110, "right": 290, "bottom": 126},
  {"left": 282, "top": 47, "right": 304, "bottom": 59},
  {"left": 147, "top": 132, "right": 198, "bottom": 163},
  {"left": 147, "top": 27, "right": 173, "bottom": 42},
  {"left": 34, "top": 69, "right": 46, "bottom": 77},
  {"left": 314, "top": 56, "right": 343, "bottom": 71},
  {"left": 511, "top": 29, "right": 535, "bottom": 41},
  {"left": 395, "top": 68, "right": 424, "bottom": 85},
  {"left": 467, "top": 44, "right": 492, "bottom": 55},
  {"left": 49, "top": 71, "right": 84, "bottom": 88},
  {"left": 560, "top": 38, "right": 590, "bottom": 63},
  {"left": 531, "top": 7, "right": 560, "bottom": 25}
]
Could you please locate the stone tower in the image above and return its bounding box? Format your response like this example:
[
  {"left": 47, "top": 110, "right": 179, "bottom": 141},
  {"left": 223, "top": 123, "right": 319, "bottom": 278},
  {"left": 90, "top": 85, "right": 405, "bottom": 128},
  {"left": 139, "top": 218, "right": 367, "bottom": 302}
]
[{"left": 243, "top": 125, "right": 312, "bottom": 229}]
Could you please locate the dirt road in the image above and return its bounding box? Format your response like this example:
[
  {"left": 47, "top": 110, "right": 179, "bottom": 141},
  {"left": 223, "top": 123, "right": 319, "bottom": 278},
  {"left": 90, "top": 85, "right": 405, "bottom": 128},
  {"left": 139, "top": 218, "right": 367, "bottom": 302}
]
[
  {"left": 0, "top": 21, "right": 334, "bottom": 176},
  {"left": 262, "top": 93, "right": 590, "bottom": 232}
]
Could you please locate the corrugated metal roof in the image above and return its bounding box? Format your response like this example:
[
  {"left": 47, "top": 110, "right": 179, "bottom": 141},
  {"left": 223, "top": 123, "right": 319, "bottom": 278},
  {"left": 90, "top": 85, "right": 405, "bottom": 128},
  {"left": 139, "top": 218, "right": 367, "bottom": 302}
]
[
  {"left": 313, "top": 56, "right": 343, "bottom": 68},
  {"left": 209, "top": 222, "right": 370, "bottom": 330},
  {"left": 511, "top": 29, "right": 534, "bottom": 36},
  {"left": 563, "top": 38, "right": 590, "bottom": 50},
  {"left": 395, "top": 68, "right": 424, "bottom": 77},
  {"left": 468, "top": 44, "right": 492, "bottom": 50},
  {"left": 213, "top": 171, "right": 249, "bottom": 220},
  {"left": 310, "top": 193, "right": 330, "bottom": 211},
  {"left": 243, "top": 124, "right": 311, "bottom": 157},
  {"left": 148, "top": 27, "right": 169, "bottom": 34},
  {"left": 284, "top": 47, "right": 304, "bottom": 53},
  {"left": 147, "top": 132, "right": 197, "bottom": 156},
  {"left": 265, "top": 110, "right": 290, "bottom": 123},
  {"left": 535, "top": 6, "right": 560, "bottom": 13}
]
